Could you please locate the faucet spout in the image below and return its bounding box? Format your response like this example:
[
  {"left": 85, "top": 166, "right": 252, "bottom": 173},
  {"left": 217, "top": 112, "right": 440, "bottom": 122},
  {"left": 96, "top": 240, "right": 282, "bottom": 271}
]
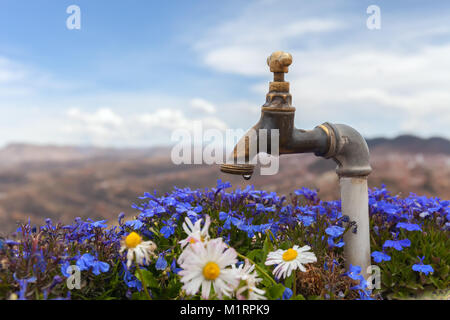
[
  {"left": 220, "top": 124, "right": 260, "bottom": 176},
  {"left": 220, "top": 51, "right": 331, "bottom": 175}
]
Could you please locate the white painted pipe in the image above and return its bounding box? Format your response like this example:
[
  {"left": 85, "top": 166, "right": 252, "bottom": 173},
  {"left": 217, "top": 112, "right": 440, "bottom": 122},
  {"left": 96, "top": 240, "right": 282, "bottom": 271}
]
[{"left": 340, "top": 176, "right": 371, "bottom": 279}]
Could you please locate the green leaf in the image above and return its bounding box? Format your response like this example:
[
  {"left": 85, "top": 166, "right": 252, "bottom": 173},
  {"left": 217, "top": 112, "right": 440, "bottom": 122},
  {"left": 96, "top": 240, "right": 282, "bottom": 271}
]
[
  {"left": 267, "top": 283, "right": 285, "bottom": 299},
  {"left": 131, "top": 291, "right": 148, "bottom": 300},
  {"left": 262, "top": 236, "right": 273, "bottom": 258},
  {"left": 247, "top": 249, "right": 263, "bottom": 262},
  {"left": 135, "top": 269, "right": 159, "bottom": 289}
]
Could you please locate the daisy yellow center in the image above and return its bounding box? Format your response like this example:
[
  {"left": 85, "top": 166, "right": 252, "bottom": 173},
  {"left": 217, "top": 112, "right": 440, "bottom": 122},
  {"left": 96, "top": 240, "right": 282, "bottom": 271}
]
[
  {"left": 203, "top": 262, "right": 220, "bottom": 280},
  {"left": 282, "top": 248, "right": 298, "bottom": 262},
  {"left": 125, "top": 232, "right": 142, "bottom": 248}
]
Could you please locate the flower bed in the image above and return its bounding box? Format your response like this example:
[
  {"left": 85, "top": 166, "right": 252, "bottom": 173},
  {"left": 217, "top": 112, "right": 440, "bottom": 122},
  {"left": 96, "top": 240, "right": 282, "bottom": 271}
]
[{"left": 0, "top": 181, "right": 448, "bottom": 300}]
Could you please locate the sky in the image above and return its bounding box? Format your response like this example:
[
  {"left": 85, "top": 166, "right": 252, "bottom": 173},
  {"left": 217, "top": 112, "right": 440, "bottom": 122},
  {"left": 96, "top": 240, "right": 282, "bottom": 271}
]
[{"left": 0, "top": 0, "right": 449, "bottom": 147}]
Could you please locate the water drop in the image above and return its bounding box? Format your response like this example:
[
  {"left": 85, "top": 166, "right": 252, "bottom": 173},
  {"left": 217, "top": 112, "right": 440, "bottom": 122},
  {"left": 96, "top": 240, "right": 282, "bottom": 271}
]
[{"left": 243, "top": 174, "right": 252, "bottom": 181}]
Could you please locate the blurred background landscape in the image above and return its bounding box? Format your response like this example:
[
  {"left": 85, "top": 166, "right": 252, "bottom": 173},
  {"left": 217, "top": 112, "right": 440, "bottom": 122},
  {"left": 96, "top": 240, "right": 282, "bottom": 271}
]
[{"left": 0, "top": 135, "right": 449, "bottom": 234}]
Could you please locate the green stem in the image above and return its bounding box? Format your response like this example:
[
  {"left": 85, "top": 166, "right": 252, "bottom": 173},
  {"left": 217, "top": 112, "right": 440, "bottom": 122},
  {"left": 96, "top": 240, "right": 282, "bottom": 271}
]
[
  {"left": 234, "top": 250, "right": 277, "bottom": 286},
  {"left": 135, "top": 261, "right": 152, "bottom": 300},
  {"left": 267, "top": 230, "right": 277, "bottom": 244},
  {"left": 293, "top": 271, "right": 297, "bottom": 297}
]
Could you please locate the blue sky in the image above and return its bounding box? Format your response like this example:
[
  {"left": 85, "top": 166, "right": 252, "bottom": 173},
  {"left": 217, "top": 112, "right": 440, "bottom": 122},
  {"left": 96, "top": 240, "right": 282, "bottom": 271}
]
[{"left": 0, "top": 0, "right": 449, "bottom": 147}]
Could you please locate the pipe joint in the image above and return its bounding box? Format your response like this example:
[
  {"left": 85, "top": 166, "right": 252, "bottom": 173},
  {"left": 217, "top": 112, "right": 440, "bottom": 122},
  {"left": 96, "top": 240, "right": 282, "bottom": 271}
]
[{"left": 320, "top": 122, "right": 372, "bottom": 178}]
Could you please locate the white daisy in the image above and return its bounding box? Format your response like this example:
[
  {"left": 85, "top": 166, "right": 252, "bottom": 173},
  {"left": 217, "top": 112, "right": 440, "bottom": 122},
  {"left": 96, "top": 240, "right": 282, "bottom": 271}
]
[
  {"left": 265, "top": 245, "right": 317, "bottom": 279},
  {"left": 178, "top": 215, "right": 211, "bottom": 264},
  {"left": 232, "top": 260, "right": 266, "bottom": 300},
  {"left": 178, "top": 238, "right": 238, "bottom": 299},
  {"left": 179, "top": 215, "right": 211, "bottom": 248},
  {"left": 120, "top": 231, "right": 157, "bottom": 268}
]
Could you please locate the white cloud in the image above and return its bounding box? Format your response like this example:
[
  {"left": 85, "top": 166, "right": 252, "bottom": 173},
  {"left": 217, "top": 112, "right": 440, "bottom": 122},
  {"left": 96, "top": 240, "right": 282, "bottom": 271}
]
[
  {"left": 189, "top": 98, "right": 216, "bottom": 114},
  {"left": 194, "top": 0, "right": 345, "bottom": 76},
  {"left": 68, "top": 108, "right": 123, "bottom": 127},
  {"left": 282, "top": 45, "right": 450, "bottom": 136},
  {"left": 192, "top": 0, "right": 450, "bottom": 138},
  {"left": 198, "top": 18, "right": 344, "bottom": 76},
  {"left": 0, "top": 56, "right": 231, "bottom": 147},
  {"left": 60, "top": 102, "right": 228, "bottom": 147},
  {"left": 0, "top": 57, "right": 26, "bottom": 83}
]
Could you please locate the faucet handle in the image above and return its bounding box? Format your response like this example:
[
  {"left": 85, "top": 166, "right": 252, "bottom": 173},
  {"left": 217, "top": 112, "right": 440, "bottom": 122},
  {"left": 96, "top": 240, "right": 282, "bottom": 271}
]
[{"left": 267, "top": 51, "right": 292, "bottom": 73}]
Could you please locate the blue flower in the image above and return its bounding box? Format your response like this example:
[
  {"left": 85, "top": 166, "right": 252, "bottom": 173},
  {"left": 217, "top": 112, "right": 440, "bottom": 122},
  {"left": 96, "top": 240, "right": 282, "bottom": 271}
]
[
  {"left": 216, "top": 179, "right": 232, "bottom": 190},
  {"left": 33, "top": 249, "right": 47, "bottom": 273},
  {"left": 375, "top": 200, "right": 401, "bottom": 215},
  {"left": 139, "top": 209, "right": 156, "bottom": 219},
  {"left": 344, "top": 264, "right": 364, "bottom": 281},
  {"left": 444, "top": 222, "right": 450, "bottom": 231},
  {"left": 343, "top": 265, "right": 368, "bottom": 291},
  {"left": 13, "top": 274, "right": 37, "bottom": 300},
  {"left": 255, "top": 203, "right": 275, "bottom": 212},
  {"left": 371, "top": 251, "right": 391, "bottom": 263},
  {"left": 121, "top": 262, "right": 142, "bottom": 291},
  {"left": 162, "top": 196, "right": 177, "bottom": 207},
  {"left": 5, "top": 239, "right": 20, "bottom": 246},
  {"left": 219, "top": 211, "right": 240, "bottom": 230},
  {"left": 49, "top": 275, "right": 63, "bottom": 291},
  {"left": 382, "top": 238, "right": 411, "bottom": 251},
  {"left": 118, "top": 212, "right": 125, "bottom": 225},
  {"left": 176, "top": 203, "right": 191, "bottom": 214},
  {"left": 186, "top": 210, "right": 198, "bottom": 220},
  {"left": 125, "top": 220, "right": 143, "bottom": 230},
  {"left": 160, "top": 221, "right": 175, "bottom": 238},
  {"left": 351, "top": 278, "right": 368, "bottom": 290},
  {"left": 60, "top": 261, "right": 71, "bottom": 277},
  {"left": 155, "top": 256, "right": 168, "bottom": 270},
  {"left": 76, "top": 253, "right": 110, "bottom": 275},
  {"left": 325, "top": 225, "right": 345, "bottom": 238},
  {"left": 297, "top": 215, "right": 315, "bottom": 226},
  {"left": 327, "top": 237, "right": 344, "bottom": 248},
  {"left": 170, "top": 259, "right": 182, "bottom": 275},
  {"left": 412, "top": 256, "right": 434, "bottom": 275},
  {"left": 357, "top": 289, "right": 374, "bottom": 300},
  {"left": 91, "top": 220, "right": 108, "bottom": 228},
  {"left": 282, "top": 287, "right": 293, "bottom": 300},
  {"left": 396, "top": 222, "right": 422, "bottom": 232},
  {"left": 294, "top": 187, "right": 318, "bottom": 202}
]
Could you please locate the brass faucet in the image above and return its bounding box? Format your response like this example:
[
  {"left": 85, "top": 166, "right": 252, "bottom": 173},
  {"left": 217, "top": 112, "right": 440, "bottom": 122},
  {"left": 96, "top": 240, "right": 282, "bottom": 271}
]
[
  {"left": 220, "top": 51, "right": 373, "bottom": 274},
  {"left": 220, "top": 50, "right": 372, "bottom": 179}
]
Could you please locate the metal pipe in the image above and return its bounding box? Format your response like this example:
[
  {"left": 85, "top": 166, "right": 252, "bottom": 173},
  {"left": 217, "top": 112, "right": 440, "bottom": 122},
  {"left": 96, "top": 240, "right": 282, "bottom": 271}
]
[
  {"left": 340, "top": 177, "right": 371, "bottom": 276},
  {"left": 320, "top": 122, "right": 372, "bottom": 276}
]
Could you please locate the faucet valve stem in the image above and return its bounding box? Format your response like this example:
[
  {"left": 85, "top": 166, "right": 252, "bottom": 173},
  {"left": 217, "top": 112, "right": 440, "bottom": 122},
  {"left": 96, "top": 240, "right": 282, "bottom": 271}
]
[
  {"left": 267, "top": 51, "right": 292, "bottom": 74},
  {"left": 267, "top": 51, "right": 292, "bottom": 94}
]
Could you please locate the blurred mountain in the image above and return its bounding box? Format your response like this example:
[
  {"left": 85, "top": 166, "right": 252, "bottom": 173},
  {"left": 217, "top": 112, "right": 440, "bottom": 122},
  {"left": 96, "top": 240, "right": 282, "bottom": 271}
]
[
  {"left": 367, "top": 135, "right": 450, "bottom": 155},
  {"left": 0, "top": 136, "right": 449, "bottom": 234}
]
